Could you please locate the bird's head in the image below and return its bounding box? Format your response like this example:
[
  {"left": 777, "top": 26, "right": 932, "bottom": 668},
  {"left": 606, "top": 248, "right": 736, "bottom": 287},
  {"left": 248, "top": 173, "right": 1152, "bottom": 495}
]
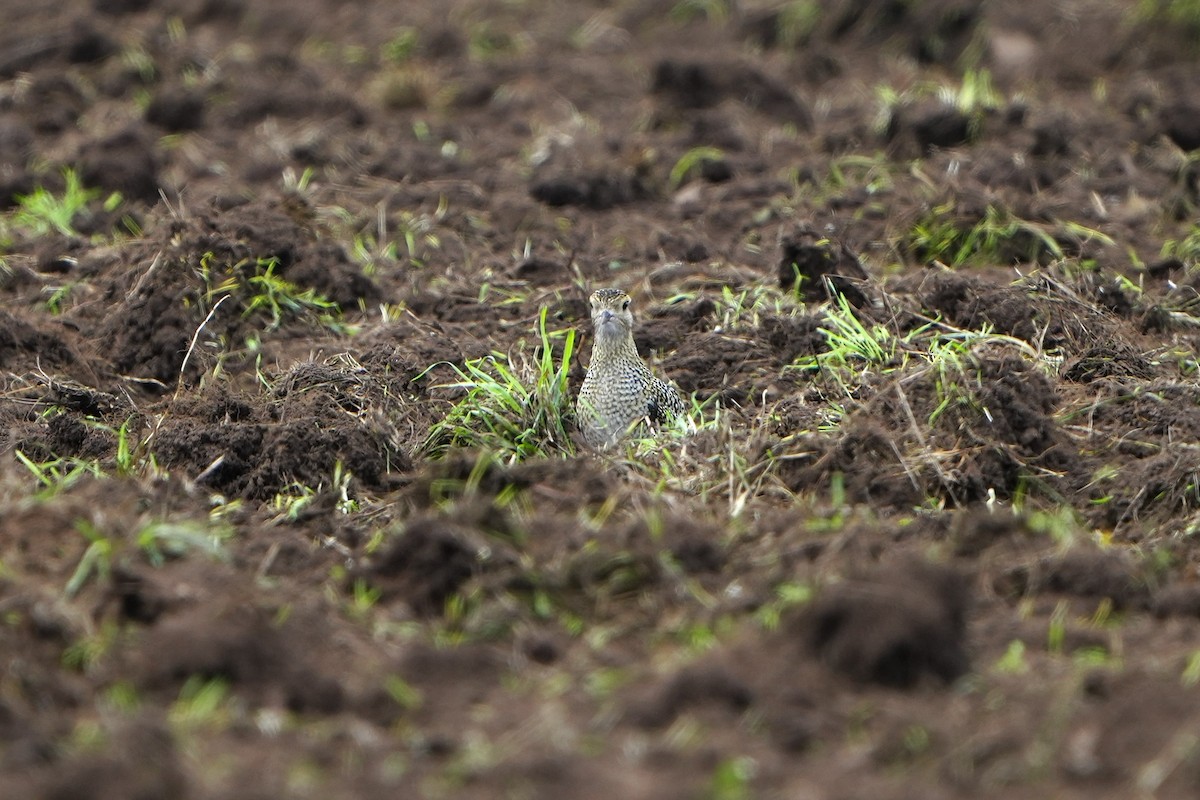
[{"left": 589, "top": 288, "right": 634, "bottom": 344}]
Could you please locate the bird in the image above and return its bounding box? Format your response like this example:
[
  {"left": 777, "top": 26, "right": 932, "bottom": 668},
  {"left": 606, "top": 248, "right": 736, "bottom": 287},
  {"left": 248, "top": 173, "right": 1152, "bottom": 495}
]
[{"left": 576, "top": 288, "right": 685, "bottom": 448}]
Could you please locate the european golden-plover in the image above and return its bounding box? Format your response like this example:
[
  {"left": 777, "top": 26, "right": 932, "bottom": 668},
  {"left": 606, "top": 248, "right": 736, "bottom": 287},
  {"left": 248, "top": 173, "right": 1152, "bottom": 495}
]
[{"left": 576, "top": 288, "right": 684, "bottom": 448}]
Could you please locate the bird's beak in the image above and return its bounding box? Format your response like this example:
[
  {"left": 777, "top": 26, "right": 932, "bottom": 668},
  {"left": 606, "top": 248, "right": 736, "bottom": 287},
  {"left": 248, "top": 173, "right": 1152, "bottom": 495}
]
[{"left": 598, "top": 309, "right": 614, "bottom": 324}]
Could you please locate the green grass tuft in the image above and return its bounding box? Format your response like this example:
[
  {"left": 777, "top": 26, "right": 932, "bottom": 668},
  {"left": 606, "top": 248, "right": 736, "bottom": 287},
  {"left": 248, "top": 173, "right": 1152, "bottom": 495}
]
[
  {"left": 11, "top": 169, "right": 99, "bottom": 237},
  {"left": 423, "top": 308, "right": 577, "bottom": 462},
  {"left": 904, "top": 203, "right": 1113, "bottom": 268},
  {"left": 669, "top": 147, "right": 725, "bottom": 189},
  {"left": 1134, "top": 0, "right": 1200, "bottom": 36},
  {"left": 199, "top": 254, "right": 343, "bottom": 332}
]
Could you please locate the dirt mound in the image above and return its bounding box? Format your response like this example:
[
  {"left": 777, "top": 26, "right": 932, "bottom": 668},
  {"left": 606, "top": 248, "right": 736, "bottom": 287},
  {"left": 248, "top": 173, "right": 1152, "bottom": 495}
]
[
  {"left": 783, "top": 347, "right": 1071, "bottom": 507},
  {"left": 0, "top": 309, "right": 84, "bottom": 372},
  {"left": 151, "top": 362, "right": 411, "bottom": 499},
  {"left": 96, "top": 196, "right": 380, "bottom": 387},
  {"left": 915, "top": 271, "right": 1117, "bottom": 355}
]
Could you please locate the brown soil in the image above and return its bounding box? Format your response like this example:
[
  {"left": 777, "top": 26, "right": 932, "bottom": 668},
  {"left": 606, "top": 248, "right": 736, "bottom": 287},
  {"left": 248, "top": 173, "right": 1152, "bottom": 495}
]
[{"left": 4, "top": 1, "right": 1200, "bottom": 798}]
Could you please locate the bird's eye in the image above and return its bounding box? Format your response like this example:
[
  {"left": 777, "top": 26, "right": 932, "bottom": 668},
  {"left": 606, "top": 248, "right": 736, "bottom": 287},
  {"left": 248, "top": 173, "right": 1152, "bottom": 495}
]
[{"left": 622, "top": 299, "right": 630, "bottom": 310}]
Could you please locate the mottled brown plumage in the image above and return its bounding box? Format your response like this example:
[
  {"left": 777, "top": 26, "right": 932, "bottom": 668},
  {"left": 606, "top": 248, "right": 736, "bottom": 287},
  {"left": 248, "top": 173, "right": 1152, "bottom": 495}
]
[{"left": 577, "top": 288, "right": 684, "bottom": 448}]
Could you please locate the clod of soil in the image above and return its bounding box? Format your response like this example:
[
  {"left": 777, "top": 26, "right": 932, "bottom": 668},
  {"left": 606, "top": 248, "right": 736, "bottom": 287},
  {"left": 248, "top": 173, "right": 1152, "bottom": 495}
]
[
  {"left": 886, "top": 100, "right": 974, "bottom": 155},
  {"left": 800, "top": 558, "right": 970, "bottom": 688},
  {"left": 35, "top": 716, "right": 186, "bottom": 800},
  {"left": 530, "top": 171, "right": 646, "bottom": 210},
  {"left": 777, "top": 228, "right": 869, "bottom": 304},
  {"left": 628, "top": 663, "right": 754, "bottom": 729},
  {"left": 1001, "top": 547, "right": 1150, "bottom": 610},
  {"left": 128, "top": 595, "right": 347, "bottom": 713},
  {"left": 356, "top": 518, "right": 478, "bottom": 615}
]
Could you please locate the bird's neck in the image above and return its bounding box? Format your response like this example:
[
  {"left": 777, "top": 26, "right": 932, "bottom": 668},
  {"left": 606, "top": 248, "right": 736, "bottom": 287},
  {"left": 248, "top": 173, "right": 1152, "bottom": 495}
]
[{"left": 592, "top": 331, "right": 639, "bottom": 364}]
